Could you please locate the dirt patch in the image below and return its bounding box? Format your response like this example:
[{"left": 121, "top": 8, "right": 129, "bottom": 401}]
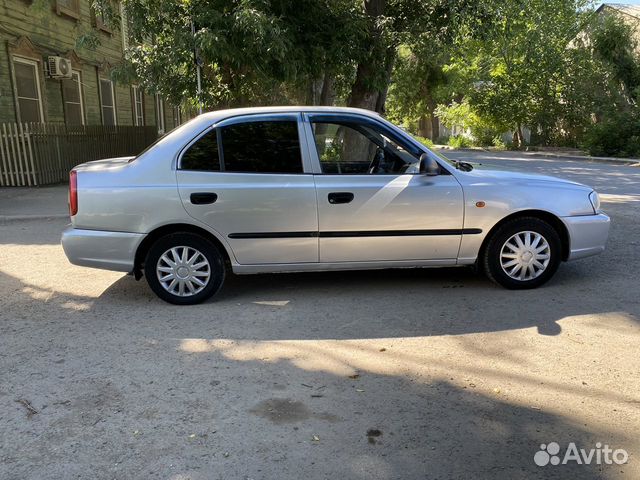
[
  {"left": 249, "top": 398, "right": 340, "bottom": 425},
  {"left": 249, "top": 398, "right": 312, "bottom": 424},
  {"left": 367, "top": 428, "right": 382, "bottom": 444}
]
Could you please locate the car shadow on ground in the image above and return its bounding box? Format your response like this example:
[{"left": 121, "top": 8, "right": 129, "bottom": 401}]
[
  {"left": 51, "top": 259, "right": 632, "bottom": 345},
  {"left": 1, "top": 266, "right": 637, "bottom": 478}
]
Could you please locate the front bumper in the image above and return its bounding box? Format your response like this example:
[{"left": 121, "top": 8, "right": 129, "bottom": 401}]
[
  {"left": 562, "top": 213, "right": 610, "bottom": 261},
  {"left": 61, "top": 226, "right": 145, "bottom": 273}
]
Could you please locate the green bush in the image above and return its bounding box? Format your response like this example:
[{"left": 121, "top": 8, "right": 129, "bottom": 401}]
[
  {"left": 448, "top": 135, "right": 473, "bottom": 149},
  {"left": 435, "top": 101, "right": 507, "bottom": 147},
  {"left": 413, "top": 135, "right": 435, "bottom": 148},
  {"left": 492, "top": 136, "right": 507, "bottom": 150},
  {"left": 582, "top": 110, "right": 640, "bottom": 157}
]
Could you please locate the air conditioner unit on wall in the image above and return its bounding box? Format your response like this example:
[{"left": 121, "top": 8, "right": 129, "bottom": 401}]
[{"left": 48, "top": 56, "right": 72, "bottom": 79}]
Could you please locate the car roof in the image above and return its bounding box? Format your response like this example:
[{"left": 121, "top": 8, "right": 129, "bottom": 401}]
[{"left": 197, "top": 106, "right": 382, "bottom": 123}]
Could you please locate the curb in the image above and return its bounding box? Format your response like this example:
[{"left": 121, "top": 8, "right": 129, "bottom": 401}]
[
  {"left": 436, "top": 147, "right": 640, "bottom": 166},
  {"left": 519, "top": 152, "right": 640, "bottom": 166}
]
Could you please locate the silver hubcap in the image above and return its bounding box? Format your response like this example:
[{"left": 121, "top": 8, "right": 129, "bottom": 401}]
[
  {"left": 500, "top": 231, "right": 551, "bottom": 281},
  {"left": 156, "top": 246, "right": 211, "bottom": 297}
]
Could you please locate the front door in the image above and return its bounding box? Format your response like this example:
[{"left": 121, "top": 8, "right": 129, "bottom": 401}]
[
  {"left": 305, "top": 114, "right": 465, "bottom": 263},
  {"left": 177, "top": 114, "right": 318, "bottom": 265}
]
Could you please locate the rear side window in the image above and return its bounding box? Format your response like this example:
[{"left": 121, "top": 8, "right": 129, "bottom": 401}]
[
  {"left": 181, "top": 129, "right": 220, "bottom": 171},
  {"left": 220, "top": 121, "right": 302, "bottom": 173}
]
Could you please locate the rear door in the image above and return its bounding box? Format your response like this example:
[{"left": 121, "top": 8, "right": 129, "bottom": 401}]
[
  {"left": 177, "top": 113, "right": 319, "bottom": 265},
  {"left": 304, "top": 113, "right": 465, "bottom": 263}
]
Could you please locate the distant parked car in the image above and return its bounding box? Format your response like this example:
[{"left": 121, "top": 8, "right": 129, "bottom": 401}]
[{"left": 62, "top": 107, "right": 610, "bottom": 304}]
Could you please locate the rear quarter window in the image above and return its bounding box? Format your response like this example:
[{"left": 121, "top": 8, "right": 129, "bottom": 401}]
[{"left": 181, "top": 129, "right": 220, "bottom": 171}]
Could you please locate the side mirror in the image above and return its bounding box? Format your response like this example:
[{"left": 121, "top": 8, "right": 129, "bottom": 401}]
[{"left": 419, "top": 153, "right": 439, "bottom": 176}]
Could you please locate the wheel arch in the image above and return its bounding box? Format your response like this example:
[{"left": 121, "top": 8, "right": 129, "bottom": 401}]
[
  {"left": 478, "top": 209, "right": 570, "bottom": 264},
  {"left": 134, "top": 223, "right": 232, "bottom": 279}
]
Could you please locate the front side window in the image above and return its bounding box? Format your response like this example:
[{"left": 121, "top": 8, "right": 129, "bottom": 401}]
[
  {"left": 312, "top": 121, "right": 415, "bottom": 175},
  {"left": 100, "top": 78, "right": 116, "bottom": 125},
  {"left": 220, "top": 121, "right": 302, "bottom": 173},
  {"left": 13, "top": 57, "right": 44, "bottom": 123},
  {"left": 62, "top": 71, "right": 84, "bottom": 125},
  {"left": 181, "top": 129, "right": 220, "bottom": 171}
]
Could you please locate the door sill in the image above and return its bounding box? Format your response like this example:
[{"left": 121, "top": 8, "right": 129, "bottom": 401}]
[{"left": 232, "top": 259, "right": 459, "bottom": 274}]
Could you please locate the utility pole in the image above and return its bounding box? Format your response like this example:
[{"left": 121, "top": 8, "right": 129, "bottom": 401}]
[{"left": 191, "top": 18, "right": 203, "bottom": 115}]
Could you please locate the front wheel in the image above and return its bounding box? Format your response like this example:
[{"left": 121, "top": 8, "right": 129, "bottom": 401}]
[
  {"left": 144, "top": 232, "right": 225, "bottom": 305},
  {"left": 482, "top": 217, "right": 562, "bottom": 289}
]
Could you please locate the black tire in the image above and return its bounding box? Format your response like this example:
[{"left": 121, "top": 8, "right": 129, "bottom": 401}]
[
  {"left": 144, "top": 232, "right": 225, "bottom": 305},
  {"left": 481, "top": 217, "right": 562, "bottom": 290}
]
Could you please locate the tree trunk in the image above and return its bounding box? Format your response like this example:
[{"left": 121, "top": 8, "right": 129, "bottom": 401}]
[
  {"left": 374, "top": 47, "right": 396, "bottom": 114},
  {"left": 430, "top": 115, "right": 440, "bottom": 141},
  {"left": 349, "top": 63, "right": 381, "bottom": 111},
  {"left": 417, "top": 115, "right": 430, "bottom": 138},
  {"left": 306, "top": 77, "right": 323, "bottom": 105},
  {"left": 513, "top": 124, "right": 525, "bottom": 149},
  {"left": 319, "top": 71, "right": 335, "bottom": 106},
  {"left": 314, "top": 71, "right": 336, "bottom": 153},
  {"left": 348, "top": 0, "right": 387, "bottom": 111}
]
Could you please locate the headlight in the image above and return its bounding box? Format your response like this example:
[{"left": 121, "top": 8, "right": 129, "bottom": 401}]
[{"left": 589, "top": 191, "right": 601, "bottom": 213}]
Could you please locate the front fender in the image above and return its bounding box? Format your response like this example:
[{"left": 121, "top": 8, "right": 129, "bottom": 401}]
[{"left": 456, "top": 182, "right": 594, "bottom": 263}]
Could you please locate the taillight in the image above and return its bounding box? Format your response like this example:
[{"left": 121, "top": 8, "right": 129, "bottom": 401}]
[{"left": 69, "top": 170, "right": 78, "bottom": 216}]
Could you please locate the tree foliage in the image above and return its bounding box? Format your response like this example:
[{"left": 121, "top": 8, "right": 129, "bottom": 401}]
[
  {"left": 84, "top": 0, "right": 640, "bottom": 155},
  {"left": 115, "top": 0, "right": 367, "bottom": 108}
]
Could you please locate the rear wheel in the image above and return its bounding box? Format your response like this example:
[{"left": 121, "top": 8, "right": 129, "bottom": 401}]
[
  {"left": 482, "top": 217, "right": 562, "bottom": 289},
  {"left": 144, "top": 232, "right": 225, "bottom": 305}
]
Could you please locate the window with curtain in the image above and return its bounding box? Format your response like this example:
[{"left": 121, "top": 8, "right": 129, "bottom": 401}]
[{"left": 13, "top": 57, "right": 44, "bottom": 123}]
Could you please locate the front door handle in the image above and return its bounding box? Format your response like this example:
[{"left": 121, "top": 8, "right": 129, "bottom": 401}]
[
  {"left": 328, "top": 192, "right": 354, "bottom": 204},
  {"left": 190, "top": 192, "right": 218, "bottom": 205}
]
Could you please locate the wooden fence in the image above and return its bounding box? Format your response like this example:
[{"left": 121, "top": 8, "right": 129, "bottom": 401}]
[{"left": 0, "top": 123, "right": 158, "bottom": 186}]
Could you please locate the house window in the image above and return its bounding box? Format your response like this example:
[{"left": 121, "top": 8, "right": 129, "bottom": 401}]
[
  {"left": 99, "top": 78, "right": 116, "bottom": 125},
  {"left": 56, "top": 0, "right": 80, "bottom": 19},
  {"left": 62, "top": 70, "right": 85, "bottom": 125},
  {"left": 13, "top": 57, "right": 44, "bottom": 123},
  {"left": 95, "top": 1, "right": 114, "bottom": 33},
  {"left": 155, "top": 94, "right": 165, "bottom": 134},
  {"left": 172, "top": 106, "right": 182, "bottom": 126},
  {"left": 132, "top": 86, "right": 144, "bottom": 126}
]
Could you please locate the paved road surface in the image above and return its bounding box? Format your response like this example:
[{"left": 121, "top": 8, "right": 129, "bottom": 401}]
[{"left": 0, "top": 153, "right": 638, "bottom": 479}]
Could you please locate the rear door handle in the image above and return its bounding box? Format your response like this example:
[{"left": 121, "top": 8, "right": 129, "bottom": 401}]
[
  {"left": 190, "top": 192, "right": 218, "bottom": 205},
  {"left": 328, "top": 192, "right": 354, "bottom": 204}
]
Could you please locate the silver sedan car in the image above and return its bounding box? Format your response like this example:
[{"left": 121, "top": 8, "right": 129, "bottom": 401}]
[{"left": 62, "top": 107, "right": 610, "bottom": 304}]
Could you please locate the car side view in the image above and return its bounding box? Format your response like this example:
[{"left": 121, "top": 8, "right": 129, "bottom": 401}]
[{"left": 61, "top": 107, "right": 610, "bottom": 304}]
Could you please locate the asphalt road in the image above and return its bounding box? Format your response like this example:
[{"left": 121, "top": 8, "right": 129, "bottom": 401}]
[{"left": 0, "top": 152, "right": 639, "bottom": 479}]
